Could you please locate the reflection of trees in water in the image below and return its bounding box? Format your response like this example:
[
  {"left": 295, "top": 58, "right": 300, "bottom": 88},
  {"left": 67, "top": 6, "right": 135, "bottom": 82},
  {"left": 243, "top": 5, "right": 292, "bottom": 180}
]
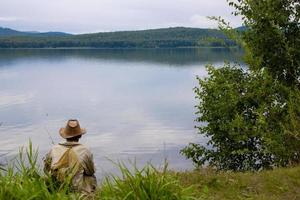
[{"left": 0, "top": 48, "right": 243, "bottom": 67}]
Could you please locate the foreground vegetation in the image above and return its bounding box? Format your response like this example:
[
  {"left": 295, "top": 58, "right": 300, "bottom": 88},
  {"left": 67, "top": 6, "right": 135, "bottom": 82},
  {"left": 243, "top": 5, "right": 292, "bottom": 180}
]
[
  {"left": 0, "top": 144, "right": 195, "bottom": 200},
  {"left": 1, "top": 143, "right": 300, "bottom": 200},
  {"left": 177, "top": 167, "right": 300, "bottom": 200}
]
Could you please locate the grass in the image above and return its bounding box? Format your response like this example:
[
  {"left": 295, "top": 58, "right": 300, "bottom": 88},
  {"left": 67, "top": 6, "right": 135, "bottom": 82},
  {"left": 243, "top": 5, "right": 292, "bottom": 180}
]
[
  {"left": 98, "top": 161, "right": 195, "bottom": 200},
  {"left": 175, "top": 167, "right": 300, "bottom": 200},
  {"left": 0, "top": 142, "right": 300, "bottom": 200}
]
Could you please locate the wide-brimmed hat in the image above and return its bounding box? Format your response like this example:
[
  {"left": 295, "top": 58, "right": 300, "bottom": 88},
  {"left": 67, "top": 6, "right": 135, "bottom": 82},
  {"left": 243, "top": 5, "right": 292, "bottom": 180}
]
[{"left": 59, "top": 119, "right": 86, "bottom": 139}]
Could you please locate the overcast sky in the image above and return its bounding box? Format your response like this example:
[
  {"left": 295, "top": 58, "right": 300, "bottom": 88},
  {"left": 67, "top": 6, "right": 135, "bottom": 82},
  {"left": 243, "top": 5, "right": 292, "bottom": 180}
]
[{"left": 0, "top": 0, "right": 242, "bottom": 34}]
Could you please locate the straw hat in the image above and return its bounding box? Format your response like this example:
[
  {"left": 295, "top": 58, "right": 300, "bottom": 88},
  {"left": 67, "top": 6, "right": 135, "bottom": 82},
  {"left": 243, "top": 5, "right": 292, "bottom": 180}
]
[{"left": 59, "top": 119, "right": 86, "bottom": 139}]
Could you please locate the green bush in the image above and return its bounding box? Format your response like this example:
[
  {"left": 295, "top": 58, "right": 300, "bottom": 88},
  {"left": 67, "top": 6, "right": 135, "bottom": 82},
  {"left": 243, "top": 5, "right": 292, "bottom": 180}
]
[
  {"left": 182, "top": 0, "right": 300, "bottom": 171},
  {"left": 181, "top": 64, "right": 300, "bottom": 170}
]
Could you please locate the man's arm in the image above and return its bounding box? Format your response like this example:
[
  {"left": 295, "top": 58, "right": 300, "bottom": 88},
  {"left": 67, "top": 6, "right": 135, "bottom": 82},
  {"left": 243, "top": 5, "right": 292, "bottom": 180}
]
[
  {"left": 43, "top": 151, "right": 52, "bottom": 174},
  {"left": 82, "top": 151, "right": 95, "bottom": 176}
]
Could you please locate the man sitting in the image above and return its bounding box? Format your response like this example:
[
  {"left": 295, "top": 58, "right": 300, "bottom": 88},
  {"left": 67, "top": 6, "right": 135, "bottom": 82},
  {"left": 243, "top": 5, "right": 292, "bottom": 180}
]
[{"left": 44, "top": 119, "right": 97, "bottom": 194}]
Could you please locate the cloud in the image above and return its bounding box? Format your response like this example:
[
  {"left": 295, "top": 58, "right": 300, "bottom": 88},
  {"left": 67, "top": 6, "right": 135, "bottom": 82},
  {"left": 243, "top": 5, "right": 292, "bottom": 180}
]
[
  {"left": 0, "top": 0, "right": 242, "bottom": 33},
  {"left": 189, "top": 15, "right": 218, "bottom": 28},
  {"left": 0, "top": 16, "right": 19, "bottom": 22}
]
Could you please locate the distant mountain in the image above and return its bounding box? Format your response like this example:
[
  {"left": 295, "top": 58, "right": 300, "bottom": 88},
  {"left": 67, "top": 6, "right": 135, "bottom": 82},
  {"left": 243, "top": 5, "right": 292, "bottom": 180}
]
[
  {"left": 0, "top": 27, "right": 24, "bottom": 36},
  {"left": 0, "top": 27, "right": 71, "bottom": 36},
  {"left": 235, "top": 26, "right": 248, "bottom": 32},
  {"left": 0, "top": 27, "right": 239, "bottom": 48},
  {"left": 39, "top": 32, "right": 72, "bottom": 36}
]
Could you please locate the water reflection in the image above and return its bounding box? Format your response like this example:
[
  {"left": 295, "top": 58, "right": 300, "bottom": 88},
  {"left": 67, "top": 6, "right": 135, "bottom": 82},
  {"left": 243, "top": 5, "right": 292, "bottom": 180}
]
[
  {"left": 0, "top": 93, "right": 34, "bottom": 108},
  {"left": 0, "top": 48, "right": 243, "bottom": 67},
  {"left": 0, "top": 48, "right": 241, "bottom": 178}
]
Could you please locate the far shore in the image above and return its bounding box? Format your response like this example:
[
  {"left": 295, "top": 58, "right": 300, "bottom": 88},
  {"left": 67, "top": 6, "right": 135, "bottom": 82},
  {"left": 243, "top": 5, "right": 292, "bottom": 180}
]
[{"left": 0, "top": 46, "right": 241, "bottom": 50}]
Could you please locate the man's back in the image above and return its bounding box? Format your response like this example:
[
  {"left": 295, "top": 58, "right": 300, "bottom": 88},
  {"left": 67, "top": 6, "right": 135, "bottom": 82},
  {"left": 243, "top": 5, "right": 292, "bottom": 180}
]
[{"left": 44, "top": 141, "right": 97, "bottom": 194}]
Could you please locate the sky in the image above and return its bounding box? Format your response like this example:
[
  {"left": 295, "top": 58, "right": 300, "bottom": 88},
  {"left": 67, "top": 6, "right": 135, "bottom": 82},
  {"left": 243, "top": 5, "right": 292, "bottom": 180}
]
[{"left": 0, "top": 0, "right": 242, "bottom": 34}]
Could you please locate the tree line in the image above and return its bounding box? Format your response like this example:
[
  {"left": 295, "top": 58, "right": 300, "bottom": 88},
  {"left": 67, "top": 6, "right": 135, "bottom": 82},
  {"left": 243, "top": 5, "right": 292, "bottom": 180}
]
[{"left": 0, "top": 27, "right": 237, "bottom": 48}]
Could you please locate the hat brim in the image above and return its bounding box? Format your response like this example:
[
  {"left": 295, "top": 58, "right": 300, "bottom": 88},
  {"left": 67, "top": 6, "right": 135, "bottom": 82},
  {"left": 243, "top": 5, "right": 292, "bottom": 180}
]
[{"left": 59, "top": 128, "right": 86, "bottom": 139}]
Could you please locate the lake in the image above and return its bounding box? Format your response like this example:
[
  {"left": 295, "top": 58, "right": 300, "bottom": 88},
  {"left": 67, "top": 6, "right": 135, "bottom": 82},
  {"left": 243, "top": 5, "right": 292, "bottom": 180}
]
[{"left": 0, "top": 48, "right": 242, "bottom": 178}]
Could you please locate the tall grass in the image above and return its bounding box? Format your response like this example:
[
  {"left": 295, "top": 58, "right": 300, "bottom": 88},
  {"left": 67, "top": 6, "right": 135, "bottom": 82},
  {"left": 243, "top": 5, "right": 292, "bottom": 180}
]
[
  {"left": 1, "top": 142, "right": 300, "bottom": 199},
  {"left": 98, "top": 161, "right": 196, "bottom": 200},
  {"left": 0, "top": 142, "right": 196, "bottom": 200}
]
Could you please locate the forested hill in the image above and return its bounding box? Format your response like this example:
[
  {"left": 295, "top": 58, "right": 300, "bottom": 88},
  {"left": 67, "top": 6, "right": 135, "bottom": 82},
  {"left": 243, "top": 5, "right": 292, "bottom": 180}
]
[
  {"left": 0, "top": 27, "right": 236, "bottom": 48},
  {"left": 0, "top": 27, "right": 71, "bottom": 37}
]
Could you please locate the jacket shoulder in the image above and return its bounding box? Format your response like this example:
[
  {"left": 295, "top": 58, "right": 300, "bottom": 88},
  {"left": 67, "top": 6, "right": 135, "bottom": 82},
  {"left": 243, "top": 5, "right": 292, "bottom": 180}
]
[{"left": 73, "top": 144, "right": 93, "bottom": 156}]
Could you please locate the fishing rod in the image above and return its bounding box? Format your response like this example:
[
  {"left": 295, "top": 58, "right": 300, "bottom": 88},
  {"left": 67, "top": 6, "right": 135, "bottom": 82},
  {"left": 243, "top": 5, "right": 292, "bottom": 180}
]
[{"left": 44, "top": 126, "right": 55, "bottom": 145}]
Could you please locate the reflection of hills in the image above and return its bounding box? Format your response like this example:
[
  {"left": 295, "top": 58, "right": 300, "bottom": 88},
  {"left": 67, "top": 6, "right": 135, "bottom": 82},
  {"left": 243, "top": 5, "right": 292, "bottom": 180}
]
[{"left": 0, "top": 48, "right": 243, "bottom": 67}]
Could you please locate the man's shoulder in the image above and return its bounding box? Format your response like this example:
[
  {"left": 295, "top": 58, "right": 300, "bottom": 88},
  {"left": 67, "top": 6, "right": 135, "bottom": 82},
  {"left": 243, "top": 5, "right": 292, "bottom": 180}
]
[
  {"left": 74, "top": 144, "right": 92, "bottom": 154},
  {"left": 51, "top": 142, "right": 92, "bottom": 156},
  {"left": 48, "top": 144, "right": 68, "bottom": 155},
  {"left": 52, "top": 144, "right": 67, "bottom": 150}
]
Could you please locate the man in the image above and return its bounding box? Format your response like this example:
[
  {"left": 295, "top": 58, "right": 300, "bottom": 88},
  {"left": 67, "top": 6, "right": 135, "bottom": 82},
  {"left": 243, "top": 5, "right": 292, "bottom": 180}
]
[{"left": 44, "top": 119, "right": 97, "bottom": 194}]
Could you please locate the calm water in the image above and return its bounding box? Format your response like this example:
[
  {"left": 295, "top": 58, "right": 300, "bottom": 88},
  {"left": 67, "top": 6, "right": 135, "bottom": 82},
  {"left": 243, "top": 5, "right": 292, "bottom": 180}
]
[{"left": 0, "top": 48, "right": 242, "bottom": 178}]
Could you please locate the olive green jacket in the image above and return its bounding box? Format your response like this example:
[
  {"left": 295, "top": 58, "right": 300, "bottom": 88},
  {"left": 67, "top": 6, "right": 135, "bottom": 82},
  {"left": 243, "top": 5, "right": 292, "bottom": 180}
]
[{"left": 44, "top": 142, "right": 97, "bottom": 194}]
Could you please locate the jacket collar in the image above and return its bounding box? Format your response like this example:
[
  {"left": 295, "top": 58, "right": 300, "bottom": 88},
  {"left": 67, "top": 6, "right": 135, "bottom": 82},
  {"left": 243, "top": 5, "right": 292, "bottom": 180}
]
[{"left": 59, "top": 141, "right": 81, "bottom": 147}]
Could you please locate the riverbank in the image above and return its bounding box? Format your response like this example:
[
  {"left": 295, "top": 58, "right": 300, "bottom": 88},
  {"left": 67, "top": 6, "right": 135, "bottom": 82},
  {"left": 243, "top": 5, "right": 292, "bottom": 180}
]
[
  {"left": 98, "top": 164, "right": 300, "bottom": 199},
  {"left": 176, "top": 166, "right": 300, "bottom": 199},
  {"left": 1, "top": 145, "right": 299, "bottom": 199}
]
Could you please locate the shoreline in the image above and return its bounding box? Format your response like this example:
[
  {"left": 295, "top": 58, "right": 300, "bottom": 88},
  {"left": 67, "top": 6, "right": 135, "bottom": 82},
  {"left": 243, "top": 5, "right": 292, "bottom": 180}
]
[{"left": 0, "top": 46, "right": 241, "bottom": 50}]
